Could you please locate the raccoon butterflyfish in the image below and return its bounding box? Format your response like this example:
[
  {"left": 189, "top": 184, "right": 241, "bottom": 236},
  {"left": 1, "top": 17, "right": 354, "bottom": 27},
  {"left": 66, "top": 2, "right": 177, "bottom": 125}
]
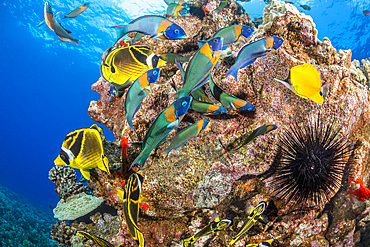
[
  {"left": 130, "top": 96, "right": 192, "bottom": 170},
  {"left": 160, "top": 118, "right": 210, "bottom": 157},
  {"left": 54, "top": 124, "right": 110, "bottom": 180},
  {"left": 183, "top": 212, "right": 232, "bottom": 246},
  {"left": 226, "top": 36, "right": 284, "bottom": 82},
  {"left": 63, "top": 3, "right": 91, "bottom": 19},
  {"left": 274, "top": 63, "right": 327, "bottom": 104},
  {"left": 76, "top": 230, "right": 120, "bottom": 247},
  {"left": 227, "top": 200, "right": 267, "bottom": 246},
  {"left": 100, "top": 45, "right": 166, "bottom": 90},
  {"left": 234, "top": 124, "right": 277, "bottom": 150},
  {"left": 44, "top": 2, "right": 79, "bottom": 44},
  {"left": 117, "top": 171, "right": 147, "bottom": 247}
]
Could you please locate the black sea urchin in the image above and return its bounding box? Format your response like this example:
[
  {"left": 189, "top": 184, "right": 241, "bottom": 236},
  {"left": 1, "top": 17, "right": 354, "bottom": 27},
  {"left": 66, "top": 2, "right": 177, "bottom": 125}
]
[{"left": 269, "top": 118, "right": 352, "bottom": 207}]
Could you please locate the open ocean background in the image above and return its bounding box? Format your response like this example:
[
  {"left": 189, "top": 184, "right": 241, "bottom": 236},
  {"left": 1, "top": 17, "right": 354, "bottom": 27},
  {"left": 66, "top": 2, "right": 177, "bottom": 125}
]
[{"left": 0, "top": 0, "right": 369, "bottom": 245}]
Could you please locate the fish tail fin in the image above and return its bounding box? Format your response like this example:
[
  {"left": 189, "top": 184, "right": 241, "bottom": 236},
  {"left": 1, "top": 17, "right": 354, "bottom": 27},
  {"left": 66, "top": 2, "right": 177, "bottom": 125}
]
[
  {"left": 129, "top": 152, "right": 149, "bottom": 170},
  {"left": 225, "top": 65, "right": 238, "bottom": 82}
]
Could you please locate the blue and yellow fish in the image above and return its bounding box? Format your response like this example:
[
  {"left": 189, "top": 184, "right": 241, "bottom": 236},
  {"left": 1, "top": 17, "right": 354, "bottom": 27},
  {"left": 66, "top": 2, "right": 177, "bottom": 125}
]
[
  {"left": 110, "top": 15, "right": 187, "bottom": 44},
  {"left": 130, "top": 96, "right": 192, "bottom": 170},
  {"left": 101, "top": 45, "right": 166, "bottom": 88},
  {"left": 117, "top": 171, "right": 147, "bottom": 247},
  {"left": 44, "top": 2, "right": 79, "bottom": 44},
  {"left": 63, "top": 3, "right": 90, "bottom": 19},
  {"left": 215, "top": 0, "right": 233, "bottom": 13},
  {"left": 234, "top": 124, "right": 277, "bottom": 150},
  {"left": 208, "top": 75, "right": 255, "bottom": 111},
  {"left": 76, "top": 231, "right": 120, "bottom": 247},
  {"left": 54, "top": 124, "right": 110, "bottom": 180},
  {"left": 183, "top": 213, "right": 232, "bottom": 246},
  {"left": 125, "top": 68, "right": 162, "bottom": 135},
  {"left": 166, "top": 3, "right": 190, "bottom": 17},
  {"left": 274, "top": 63, "right": 326, "bottom": 104},
  {"left": 190, "top": 100, "right": 228, "bottom": 115},
  {"left": 160, "top": 53, "right": 191, "bottom": 64},
  {"left": 174, "top": 37, "right": 223, "bottom": 99},
  {"left": 226, "top": 36, "right": 284, "bottom": 81},
  {"left": 227, "top": 201, "right": 267, "bottom": 246},
  {"left": 161, "top": 118, "right": 210, "bottom": 157},
  {"left": 211, "top": 25, "right": 254, "bottom": 49},
  {"left": 164, "top": 0, "right": 190, "bottom": 10}
]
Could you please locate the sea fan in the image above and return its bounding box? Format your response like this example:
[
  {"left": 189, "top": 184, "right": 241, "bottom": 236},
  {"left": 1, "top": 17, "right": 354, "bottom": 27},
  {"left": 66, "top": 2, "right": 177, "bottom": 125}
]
[{"left": 269, "top": 118, "right": 353, "bottom": 207}]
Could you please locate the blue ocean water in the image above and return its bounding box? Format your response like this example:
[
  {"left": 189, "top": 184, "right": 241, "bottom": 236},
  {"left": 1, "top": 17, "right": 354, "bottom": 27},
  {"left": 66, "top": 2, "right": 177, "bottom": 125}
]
[{"left": 0, "top": 0, "right": 369, "bottom": 218}]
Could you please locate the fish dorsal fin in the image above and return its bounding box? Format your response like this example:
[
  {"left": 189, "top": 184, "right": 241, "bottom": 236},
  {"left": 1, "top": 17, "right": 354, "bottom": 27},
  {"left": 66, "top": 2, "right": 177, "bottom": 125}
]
[{"left": 129, "top": 15, "right": 166, "bottom": 24}]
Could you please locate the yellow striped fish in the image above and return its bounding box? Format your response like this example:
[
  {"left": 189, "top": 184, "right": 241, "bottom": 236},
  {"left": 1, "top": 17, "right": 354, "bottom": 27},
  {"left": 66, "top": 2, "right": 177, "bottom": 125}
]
[
  {"left": 101, "top": 45, "right": 166, "bottom": 90},
  {"left": 54, "top": 124, "right": 110, "bottom": 180}
]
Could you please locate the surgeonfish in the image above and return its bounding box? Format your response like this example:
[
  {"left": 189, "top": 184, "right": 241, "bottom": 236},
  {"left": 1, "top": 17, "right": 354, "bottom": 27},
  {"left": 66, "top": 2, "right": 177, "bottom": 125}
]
[
  {"left": 208, "top": 75, "right": 255, "bottom": 111},
  {"left": 110, "top": 15, "right": 187, "bottom": 44},
  {"left": 174, "top": 37, "right": 223, "bottom": 99},
  {"left": 125, "top": 68, "right": 162, "bottom": 134},
  {"left": 160, "top": 53, "right": 191, "bottom": 64},
  {"left": 190, "top": 100, "right": 228, "bottom": 115},
  {"left": 44, "top": 2, "right": 79, "bottom": 44},
  {"left": 63, "top": 3, "right": 91, "bottom": 18},
  {"left": 234, "top": 124, "right": 277, "bottom": 150},
  {"left": 117, "top": 171, "right": 147, "bottom": 247},
  {"left": 225, "top": 36, "right": 284, "bottom": 81},
  {"left": 274, "top": 63, "right": 326, "bottom": 104},
  {"left": 183, "top": 213, "right": 232, "bottom": 246},
  {"left": 76, "top": 231, "right": 120, "bottom": 247},
  {"left": 211, "top": 25, "right": 254, "bottom": 49},
  {"left": 160, "top": 119, "right": 210, "bottom": 157},
  {"left": 130, "top": 96, "right": 192, "bottom": 170},
  {"left": 215, "top": 0, "right": 233, "bottom": 13},
  {"left": 54, "top": 124, "right": 110, "bottom": 180},
  {"left": 166, "top": 3, "right": 190, "bottom": 17},
  {"left": 100, "top": 45, "right": 166, "bottom": 89},
  {"left": 227, "top": 201, "right": 267, "bottom": 247},
  {"left": 245, "top": 239, "right": 274, "bottom": 247}
]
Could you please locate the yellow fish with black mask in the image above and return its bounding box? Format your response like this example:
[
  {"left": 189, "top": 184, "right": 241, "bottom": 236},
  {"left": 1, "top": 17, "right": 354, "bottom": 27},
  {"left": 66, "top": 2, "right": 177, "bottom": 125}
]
[
  {"left": 274, "top": 63, "right": 327, "bottom": 104},
  {"left": 101, "top": 45, "right": 166, "bottom": 92},
  {"left": 54, "top": 124, "right": 110, "bottom": 180},
  {"left": 117, "top": 171, "right": 148, "bottom": 247}
]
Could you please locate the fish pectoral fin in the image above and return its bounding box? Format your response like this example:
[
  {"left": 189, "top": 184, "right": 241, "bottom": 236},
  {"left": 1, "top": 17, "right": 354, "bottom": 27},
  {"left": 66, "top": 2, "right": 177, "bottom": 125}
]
[
  {"left": 80, "top": 169, "right": 91, "bottom": 180},
  {"left": 167, "top": 119, "right": 179, "bottom": 129},
  {"left": 150, "top": 32, "right": 165, "bottom": 40},
  {"left": 274, "top": 78, "right": 296, "bottom": 93},
  {"left": 229, "top": 101, "right": 237, "bottom": 110}
]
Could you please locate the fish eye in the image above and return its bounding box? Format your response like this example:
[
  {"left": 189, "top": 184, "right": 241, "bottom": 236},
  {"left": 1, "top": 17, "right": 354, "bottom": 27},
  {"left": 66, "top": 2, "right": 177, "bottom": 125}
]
[
  {"left": 214, "top": 38, "right": 219, "bottom": 43},
  {"left": 153, "top": 70, "right": 157, "bottom": 75},
  {"left": 248, "top": 28, "right": 251, "bottom": 32},
  {"left": 319, "top": 91, "right": 323, "bottom": 96},
  {"left": 182, "top": 101, "right": 187, "bottom": 106},
  {"left": 175, "top": 29, "right": 179, "bottom": 34}
]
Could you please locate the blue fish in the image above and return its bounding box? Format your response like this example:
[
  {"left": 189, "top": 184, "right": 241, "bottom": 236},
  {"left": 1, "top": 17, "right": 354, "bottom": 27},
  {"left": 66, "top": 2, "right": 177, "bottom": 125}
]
[
  {"left": 130, "top": 96, "right": 192, "bottom": 170},
  {"left": 210, "top": 25, "right": 254, "bottom": 49},
  {"left": 225, "top": 36, "right": 284, "bottom": 81}
]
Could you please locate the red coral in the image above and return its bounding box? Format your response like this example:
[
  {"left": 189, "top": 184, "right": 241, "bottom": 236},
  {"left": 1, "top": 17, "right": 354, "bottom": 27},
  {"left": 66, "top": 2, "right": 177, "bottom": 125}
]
[{"left": 349, "top": 178, "right": 370, "bottom": 201}]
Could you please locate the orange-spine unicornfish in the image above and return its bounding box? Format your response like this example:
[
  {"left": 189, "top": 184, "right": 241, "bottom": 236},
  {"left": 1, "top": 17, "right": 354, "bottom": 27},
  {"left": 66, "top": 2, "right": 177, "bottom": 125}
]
[
  {"left": 64, "top": 3, "right": 91, "bottom": 18},
  {"left": 349, "top": 178, "right": 370, "bottom": 201}
]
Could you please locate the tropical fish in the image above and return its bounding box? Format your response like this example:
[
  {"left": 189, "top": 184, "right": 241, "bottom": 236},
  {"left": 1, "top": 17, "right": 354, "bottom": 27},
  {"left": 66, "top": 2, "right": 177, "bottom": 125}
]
[
  {"left": 252, "top": 17, "right": 263, "bottom": 28},
  {"left": 245, "top": 239, "right": 274, "bottom": 247},
  {"left": 210, "top": 25, "right": 254, "bottom": 49},
  {"left": 76, "top": 231, "right": 119, "bottom": 247},
  {"left": 215, "top": 0, "right": 233, "bottom": 13},
  {"left": 110, "top": 15, "right": 187, "bottom": 44},
  {"left": 300, "top": 4, "right": 311, "bottom": 10},
  {"left": 100, "top": 45, "right": 166, "bottom": 89},
  {"left": 44, "top": 2, "right": 79, "bottom": 44},
  {"left": 160, "top": 118, "right": 210, "bottom": 157},
  {"left": 160, "top": 53, "right": 191, "bottom": 64},
  {"left": 264, "top": 0, "right": 271, "bottom": 4},
  {"left": 363, "top": 10, "right": 369, "bottom": 16},
  {"left": 225, "top": 36, "right": 284, "bottom": 81},
  {"left": 274, "top": 63, "right": 326, "bottom": 104},
  {"left": 208, "top": 75, "right": 255, "bottom": 111},
  {"left": 349, "top": 178, "right": 370, "bottom": 201},
  {"left": 183, "top": 213, "right": 232, "bottom": 246},
  {"left": 285, "top": 1, "right": 294, "bottom": 4},
  {"left": 164, "top": 0, "right": 190, "bottom": 10},
  {"left": 117, "top": 171, "right": 147, "bottom": 247},
  {"left": 234, "top": 125, "right": 277, "bottom": 150},
  {"left": 64, "top": 3, "right": 91, "bottom": 19},
  {"left": 166, "top": 3, "right": 190, "bottom": 17},
  {"left": 130, "top": 96, "right": 192, "bottom": 169},
  {"left": 125, "top": 68, "right": 162, "bottom": 134},
  {"left": 190, "top": 99, "right": 228, "bottom": 115},
  {"left": 37, "top": 11, "right": 61, "bottom": 28},
  {"left": 174, "top": 37, "right": 223, "bottom": 99},
  {"left": 54, "top": 124, "right": 110, "bottom": 180},
  {"left": 227, "top": 201, "right": 267, "bottom": 246}
]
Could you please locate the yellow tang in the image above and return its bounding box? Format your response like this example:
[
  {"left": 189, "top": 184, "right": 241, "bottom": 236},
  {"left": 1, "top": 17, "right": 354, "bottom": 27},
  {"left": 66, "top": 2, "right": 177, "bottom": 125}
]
[
  {"left": 54, "top": 124, "right": 110, "bottom": 180},
  {"left": 275, "top": 63, "right": 326, "bottom": 104},
  {"left": 101, "top": 45, "right": 166, "bottom": 90}
]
